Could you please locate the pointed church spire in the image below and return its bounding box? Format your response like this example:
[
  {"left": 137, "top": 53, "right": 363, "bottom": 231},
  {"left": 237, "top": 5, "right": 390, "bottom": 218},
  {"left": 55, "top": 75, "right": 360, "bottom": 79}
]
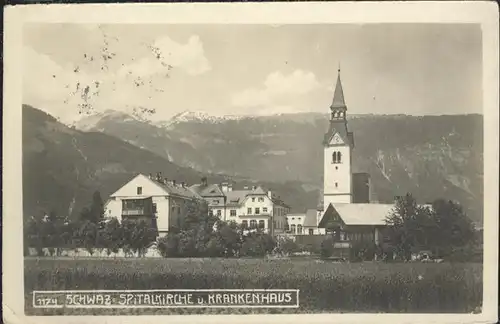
[{"left": 331, "top": 66, "right": 346, "bottom": 110}]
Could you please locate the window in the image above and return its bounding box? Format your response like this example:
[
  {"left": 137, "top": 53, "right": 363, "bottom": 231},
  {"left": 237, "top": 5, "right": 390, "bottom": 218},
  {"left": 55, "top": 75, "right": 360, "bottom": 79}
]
[
  {"left": 297, "top": 225, "right": 303, "bottom": 234},
  {"left": 137, "top": 186, "right": 143, "bottom": 195},
  {"left": 152, "top": 203, "right": 157, "bottom": 213},
  {"left": 247, "top": 207, "right": 252, "bottom": 214},
  {"left": 250, "top": 220, "right": 257, "bottom": 229},
  {"left": 217, "top": 210, "right": 221, "bottom": 217},
  {"left": 285, "top": 224, "right": 290, "bottom": 231},
  {"left": 309, "top": 229, "right": 314, "bottom": 235},
  {"left": 230, "top": 209, "right": 237, "bottom": 216},
  {"left": 242, "top": 220, "right": 248, "bottom": 229},
  {"left": 291, "top": 224, "right": 296, "bottom": 234},
  {"left": 335, "top": 182, "right": 338, "bottom": 188},
  {"left": 292, "top": 217, "right": 295, "bottom": 221},
  {"left": 213, "top": 200, "right": 219, "bottom": 204},
  {"left": 258, "top": 197, "right": 264, "bottom": 202},
  {"left": 263, "top": 207, "right": 268, "bottom": 213},
  {"left": 332, "top": 151, "right": 342, "bottom": 164},
  {"left": 171, "top": 206, "right": 176, "bottom": 213},
  {"left": 258, "top": 220, "right": 265, "bottom": 229},
  {"left": 273, "top": 220, "right": 276, "bottom": 228},
  {"left": 255, "top": 208, "right": 260, "bottom": 215},
  {"left": 252, "top": 198, "right": 255, "bottom": 202},
  {"left": 335, "top": 166, "right": 338, "bottom": 170}
]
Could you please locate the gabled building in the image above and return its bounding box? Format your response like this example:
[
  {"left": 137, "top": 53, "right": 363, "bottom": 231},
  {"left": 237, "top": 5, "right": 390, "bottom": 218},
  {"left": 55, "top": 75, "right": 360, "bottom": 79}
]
[
  {"left": 190, "top": 179, "right": 290, "bottom": 235},
  {"left": 104, "top": 173, "right": 205, "bottom": 237}
]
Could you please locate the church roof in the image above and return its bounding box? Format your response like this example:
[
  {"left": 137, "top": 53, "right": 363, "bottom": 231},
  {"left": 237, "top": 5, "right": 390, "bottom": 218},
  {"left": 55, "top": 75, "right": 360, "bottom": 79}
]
[
  {"left": 319, "top": 203, "right": 395, "bottom": 227},
  {"left": 331, "top": 69, "right": 347, "bottom": 109},
  {"left": 323, "top": 122, "right": 350, "bottom": 146},
  {"left": 334, "top": 203, "right": 394, "bottom": 226}
]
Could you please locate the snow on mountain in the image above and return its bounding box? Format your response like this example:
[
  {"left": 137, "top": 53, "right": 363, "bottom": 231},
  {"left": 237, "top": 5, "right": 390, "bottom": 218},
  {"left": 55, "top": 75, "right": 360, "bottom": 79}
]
[{"left": 155, "top": 110, "right": 251, "bottom": 128}]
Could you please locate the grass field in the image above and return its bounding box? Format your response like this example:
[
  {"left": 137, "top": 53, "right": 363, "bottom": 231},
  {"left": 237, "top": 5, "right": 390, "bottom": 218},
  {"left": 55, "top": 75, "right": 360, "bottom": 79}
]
[{"left": 24, "top": 258, "right": 482, "bottom": 315}]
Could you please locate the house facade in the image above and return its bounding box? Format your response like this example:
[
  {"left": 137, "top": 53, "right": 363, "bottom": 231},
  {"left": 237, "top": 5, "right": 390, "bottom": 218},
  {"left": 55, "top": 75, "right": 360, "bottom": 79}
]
[
  {"left": 190, "top": 180, "right": 290, "bottom": 235},
  {"left": 104, "top": 173, "right": 205, "bottom": 237}
]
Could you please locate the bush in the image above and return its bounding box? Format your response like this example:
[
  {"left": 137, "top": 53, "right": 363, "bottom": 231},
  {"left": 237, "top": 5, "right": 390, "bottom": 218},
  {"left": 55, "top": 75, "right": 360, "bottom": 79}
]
[{"left": 320, "top": 237, "right": 335, "bottom": 258}]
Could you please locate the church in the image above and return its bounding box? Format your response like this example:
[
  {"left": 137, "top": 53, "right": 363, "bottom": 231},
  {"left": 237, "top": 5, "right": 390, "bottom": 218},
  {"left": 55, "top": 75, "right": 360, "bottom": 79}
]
[{"left": 293, "top": 68, "right": 396, "bottom": 252}]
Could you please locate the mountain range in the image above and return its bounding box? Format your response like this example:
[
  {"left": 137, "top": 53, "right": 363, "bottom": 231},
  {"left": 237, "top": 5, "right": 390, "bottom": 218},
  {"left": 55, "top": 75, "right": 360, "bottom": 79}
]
[
  {"left": 24, "top": 105, "right": 484, "bottom": 224},
  {"left": 22, "top": 105, "right": 316, "bottom": 220}
]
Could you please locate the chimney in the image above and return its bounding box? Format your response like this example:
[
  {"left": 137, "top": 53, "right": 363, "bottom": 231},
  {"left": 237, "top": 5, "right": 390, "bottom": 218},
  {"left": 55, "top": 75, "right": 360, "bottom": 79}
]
[
  {"left": 149, "top": 173, "right": 153, "bottom": 180},
  {"left": 228, "top": 183, "right": 233, "bottom": 192},
  {"left": 252, "top": 185, "right": 257, "bottom": 191},
  {"left": 172, "top": 180, "right": 177, "bottom": 186},
  {"left": 156, "top": 172, "right": 162, "bottom": 182},
  {"left": 243, "top": 186, "right": 249, "bottom": 190},
  {"left": 221, "top": 182, "right": 229, "bottom": 192},
  {"left": 181, "top": 182, "right": 186, "bottom": 188},
  {"left": 163, "top": 177, "right": 168, "bottom": 184},
  {"left": 267, "top": 191, "right": 272, "bottom": 199},
  {"left": 201, "top": 177, "right": 208, "bottom": 187}
]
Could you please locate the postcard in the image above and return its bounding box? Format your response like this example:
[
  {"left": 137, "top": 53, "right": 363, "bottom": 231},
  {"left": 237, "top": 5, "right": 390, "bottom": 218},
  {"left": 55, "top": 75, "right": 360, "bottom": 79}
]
[{"left": 3, "top": 2, "right": 499, "bottom": 324}]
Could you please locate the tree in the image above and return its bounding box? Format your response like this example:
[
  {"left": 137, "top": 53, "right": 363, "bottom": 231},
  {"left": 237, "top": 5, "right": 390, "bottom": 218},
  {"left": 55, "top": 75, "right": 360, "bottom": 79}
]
[
  {"left": 385, "top": 194, "right": 477, "bottom": 260},
  {"left": 240, "top": 231, "right": 276, "bottom": 257},
  {"left": 122, "top": 219, "right": 157, "bottom": 257},
  {"left": 97, "top": 218, "right": 123, "bottom": 255},
  {"left": 89, "top": 191, "right": 105, "bottom": 224},
  {"left": 385, "top": 193, "right": 427, "bottom": 260},
  {"left": 74, "top": 220, "right": 98, "bottom": 255},
  {"left": 157, "top": 233, "right": 180, "bottom": 257},
  {"left": 430, "top": 199, "right": 476, "bottom": 257}
]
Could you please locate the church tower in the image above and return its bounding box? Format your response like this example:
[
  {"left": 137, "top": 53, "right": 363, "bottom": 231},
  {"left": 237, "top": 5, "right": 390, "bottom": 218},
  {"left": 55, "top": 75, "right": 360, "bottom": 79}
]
[{"left": 322, "top": 68, "right": 354, "bottom": 210}]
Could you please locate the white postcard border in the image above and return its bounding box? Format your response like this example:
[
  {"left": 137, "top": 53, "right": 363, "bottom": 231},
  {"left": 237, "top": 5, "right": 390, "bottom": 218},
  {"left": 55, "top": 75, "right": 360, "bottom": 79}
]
[{"left": 3, "top": 2, "right": 499, "bottom": 324}]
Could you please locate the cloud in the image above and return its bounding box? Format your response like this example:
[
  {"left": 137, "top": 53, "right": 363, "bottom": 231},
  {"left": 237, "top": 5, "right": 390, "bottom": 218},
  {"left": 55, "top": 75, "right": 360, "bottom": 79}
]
[
  {"left": 153, "top": 35, "right": 211, "bottom": 76},
  {"left": 23, "top": 33, "right": 212, "bottom": 124},
  {"left": 117, "top": 35, "right": 211, "bottom": 78},
  {"left": 231, "top": 70, "right": 321, "bottom": 108}
]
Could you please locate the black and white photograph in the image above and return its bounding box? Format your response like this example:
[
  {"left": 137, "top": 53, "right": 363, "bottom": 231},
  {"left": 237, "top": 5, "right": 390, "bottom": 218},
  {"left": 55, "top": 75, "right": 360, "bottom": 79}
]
[{"left": 3, "top": 3, "right": 499, "bottom": 324}]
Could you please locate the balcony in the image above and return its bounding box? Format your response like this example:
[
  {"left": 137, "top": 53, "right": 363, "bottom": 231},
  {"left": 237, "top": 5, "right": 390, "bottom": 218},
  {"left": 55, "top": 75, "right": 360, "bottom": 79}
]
[{"left": 122, "top": 208, "right": 147, "bottom": 216}]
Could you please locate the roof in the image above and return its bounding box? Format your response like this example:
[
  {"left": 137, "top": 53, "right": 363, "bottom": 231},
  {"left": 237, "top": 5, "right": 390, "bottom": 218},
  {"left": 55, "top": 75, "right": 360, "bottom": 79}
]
[
  {"left": 323, "top": 122, "right": 350, "bottom": 146},
  {"left": 225, "top": 190, "right": 251, "bottom": 206},
  {"left": 190, "top": 183, "right": 225, "bottom": 197},
  {"left": 331, "top": 70, "right": 346, "bottom": 109},
  {"left": 154, "top": 180, "right": 203, "bottom": 200},
  {"left": 331, "top": 203, "right": 395, "bottom": 226},
  {"left": 303, "top": 209, "right": 318, "bottom": 227}
]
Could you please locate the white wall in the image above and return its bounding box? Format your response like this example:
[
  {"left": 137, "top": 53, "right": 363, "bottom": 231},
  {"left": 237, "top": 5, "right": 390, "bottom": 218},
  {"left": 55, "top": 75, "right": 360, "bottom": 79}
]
[
  {"left": 239, "top": 194, "right": 274, "bottom": 216},
  {"left": 153, "top": 196, "right": 169, "bottom": 232},
  {"left": 323, "top": 144, "right": 352, "bottom": 209},
  {"left": 111, "top": 174, "right": 167, "bottom": 198}
]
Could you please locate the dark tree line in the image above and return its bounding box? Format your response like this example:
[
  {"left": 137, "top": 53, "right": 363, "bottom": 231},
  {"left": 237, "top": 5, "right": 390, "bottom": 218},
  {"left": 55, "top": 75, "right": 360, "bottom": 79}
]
[{"left": 24, "top": 191, "right": 156, "bottom": 257}]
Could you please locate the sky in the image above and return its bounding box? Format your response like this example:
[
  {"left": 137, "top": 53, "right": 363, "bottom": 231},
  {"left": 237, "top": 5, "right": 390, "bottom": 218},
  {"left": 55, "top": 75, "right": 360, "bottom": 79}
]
[{"left": 23, "top": 23, "right": 483, "bottom": 124}]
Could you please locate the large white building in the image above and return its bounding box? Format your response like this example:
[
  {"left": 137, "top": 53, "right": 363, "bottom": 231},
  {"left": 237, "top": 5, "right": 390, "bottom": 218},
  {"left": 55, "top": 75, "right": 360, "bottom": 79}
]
[
  {"left": 189, "top": 179, "right": 290, "bottom": 235},
  {"left": 104, "top": 173, "right": 205, "bottom": 237}
]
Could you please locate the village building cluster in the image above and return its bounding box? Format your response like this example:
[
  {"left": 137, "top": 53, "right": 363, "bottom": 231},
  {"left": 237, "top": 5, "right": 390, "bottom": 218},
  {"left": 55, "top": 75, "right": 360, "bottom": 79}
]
[{"left": 104, "top": 69, "right": 407, "bottom": 249}]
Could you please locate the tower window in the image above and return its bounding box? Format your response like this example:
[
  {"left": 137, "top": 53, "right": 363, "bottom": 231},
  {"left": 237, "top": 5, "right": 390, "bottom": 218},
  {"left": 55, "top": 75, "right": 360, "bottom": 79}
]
[
  {"left": 332, "top": 151, "right": 342, "bottom": 164},
  {"left": 335, "top": 182, "right": 338, "bottom": 188}
]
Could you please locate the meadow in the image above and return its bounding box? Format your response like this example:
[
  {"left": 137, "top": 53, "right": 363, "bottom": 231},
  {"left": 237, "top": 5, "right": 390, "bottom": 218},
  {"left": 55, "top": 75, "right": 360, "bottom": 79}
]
[{"left": 24, "top": 258, "right": 482, "bottom": 315}]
